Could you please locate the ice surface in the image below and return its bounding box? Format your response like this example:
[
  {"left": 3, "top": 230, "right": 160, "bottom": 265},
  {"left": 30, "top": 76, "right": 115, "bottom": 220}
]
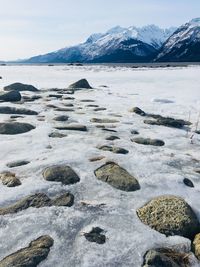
[{"left": 0, "top": 64, "right": 199, "bottom": 266}]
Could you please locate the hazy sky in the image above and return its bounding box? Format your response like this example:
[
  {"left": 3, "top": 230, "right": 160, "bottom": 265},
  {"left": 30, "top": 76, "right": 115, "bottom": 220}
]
[{"left": 0, "top": 0, "right": 199, "bottom": 60}]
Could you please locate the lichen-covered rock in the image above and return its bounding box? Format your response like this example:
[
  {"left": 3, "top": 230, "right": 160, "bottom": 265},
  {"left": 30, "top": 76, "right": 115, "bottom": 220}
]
[
  {"left": 94, "top": 162, "right": 140, "bottom": 192},
  {"left": 142, "top": 248, "right": 189, "bottom": 267},
  {"left": 0, "top": 122, "right": 35, "bottom": 135},
  {"left": 0, "top": 90, "right": 21, "bottom": 102},
  {"left": 98, "top": 145, "right": 128, "bottom": 154},
  {"left": 0, "top": 106, "right": 38, "bottom": 115},
  {"left": 0, "top": 172, "right": 21, "bottom": 187},
  {"left": 4, "top": 82, "right": 38, "bottom": 92},
  {"left": 0, "top": 192, "right": 74, "bottom": 215},
  {"left": 68, "top": 79, "right": 93, "bottom": 90},
  {"left": 43, "top": 165, "right": 80, "bottom": 185},
  {"left": 132, "top": 137, "right": 165, "bottom": 146},
  {"left": 0, "top": 235, "right": 53, "bottom": 267},
  {"left": 192, "top": 233, "right": 200, "bottom": 260},
  {"left": 137, "top": 195, "right": 200, "bottom": 239}
]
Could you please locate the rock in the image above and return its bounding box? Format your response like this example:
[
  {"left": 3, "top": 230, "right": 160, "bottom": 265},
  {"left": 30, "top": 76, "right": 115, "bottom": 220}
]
[
  {"left": 68, "top": 79, "right": 93, "bottom": 90},
  {"left": 131, "top": 130, "right": 139, "bottom": 135},
  {"left": 94, "top": 107, "right": 107, "bottom": 111},
  {"left": 0, "top": 122, "right": 35, "bottom": 135},
  {"left": 7, "top": 160, "right": 30, "bottom": 168},
  {"left": 137, "top": 195, "right": 200, "bottom": 239},
  {"left": 195, "top": 130, "right": 200, "bottom": 134},
  {"left": 130, "top": 107, "right": 146, "bottom": 116},
  {"left": 80, "top": 99, "right": 95, "bottom": 103},
  {"left": 142, "top": 248, "right": 188, "bottom": 267},
  {"left": 48, "top": 132, "right": 66, "bottom": 138},
  {"left": 0, "top": 192, "right": 74, "bottom": 215},
  {"left": 132, "top": 137, "right": 165, "bottom": 146},
  {"left": 102, "top": 128, "right": 117, "bottom": 133},
  {"left": 0, "top": 172, "right": 21, "bottom": 187},
  {"left": 4, "top": 82, "right": 38, "bottom": 92},
  {"left": 63, "top": 103, "right": 74, "bottom": 107},
  {"left": 84, "top": 227, "right": 106, "bottom": 244},
  {"left": 55, "top": 107, "right": 74, "bottom": 112},
  {"left": 91, "top": 118, "right": 119, "bottom": 123},
  {"left": 86, "top": 104, "right": 99, "bottom": 107},
  {"left": 0, "top": 235, "right": 54, "bottom": 267},
  {"left": 48, "top": 94, "right": 62, "bottom": 98},
  {"left": 55, "top": 124, "right": 87, "bottom": 131},
  {"left": 183, "top": 178, "right": 194, "bottom": 188},
  {"left": 192, "top": 233, "right": 200, "bottom": 260},
  {"left": 105, "top": 135, "right": 120, "bottom": 141},
  {"left": 0, "top": 90, "right": 21, "bottom": 102},
  {"left": 53, "top": 115, "right": 69, "bottom": 122},
  {"left": 51, "top": 192, "right": 74, "bottom": 207},
  {"left": 94, "top": 162, "right": 140, "bottom": 191},
  {"left": 43, "top": 165, "right": 80, "bottom": 185},
  {"left": 89, "top": 156, "right": 105, "bottom": 162},
  {"left": 98, "top": 145, "right": 128, "bottom": 154},
  {"left": 23, "top": 95, "right": 42, "bottom": 102},
  {"left": 144, "top": 118, "right": 188, "bottom": 129},
  {"left": 0, "top": 106, "right": 38, "bottom": 115}
]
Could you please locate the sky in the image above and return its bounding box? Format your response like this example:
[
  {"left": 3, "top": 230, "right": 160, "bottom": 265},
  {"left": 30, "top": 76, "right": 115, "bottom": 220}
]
[{"left": 0, "top": 0, "right": 199, "bottom": 60}]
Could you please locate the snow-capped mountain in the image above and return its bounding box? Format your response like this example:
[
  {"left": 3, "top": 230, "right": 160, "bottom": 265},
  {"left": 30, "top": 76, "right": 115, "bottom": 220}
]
[
  {"left": 26, "top": 25, "right": 175, "bottom": 63},
  {"left": 156, "top": 18, "right": 200, "bottom": 62}
]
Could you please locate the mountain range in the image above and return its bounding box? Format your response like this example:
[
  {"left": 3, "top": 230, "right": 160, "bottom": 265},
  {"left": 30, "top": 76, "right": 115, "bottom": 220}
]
[{"left": 23, "top": 18, "right": 200, "bottom": 63}]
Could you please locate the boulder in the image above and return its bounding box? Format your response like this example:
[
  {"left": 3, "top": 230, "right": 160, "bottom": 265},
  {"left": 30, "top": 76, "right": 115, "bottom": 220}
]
[
  {"left": 142, "top": 248, "right": 188, "bottom": 267},
  {"left": 43, "top": 165, "right": 80, "bottom": 185},
  {"left": 0, "top": 90, "right": 21, "bottom": 102},
  {"left": 4, "top": 82, "right": 38, "bottom": 92},
  {"left": 132, "top": 137, "right": 165, "bottom": 146},
  {"left": 0, "top": 235, "right": 53, "bottom": 267},
  {"left": 0, "top": 172, "right": 21, "bottom": 187},
  {"left": 137, "top": 195, "right": 200, "bottom": 239},
  {"left": 68, "top": 79, "right": 93, "bottom": 90},
  {"left": 94, "top": 162, "right": 140, "bottom": 192},
  {"left": 0, "top": 106, "right": 38, "bottom": 115},
  {"left": 0, "top": 122, "right": 35, "bottom": 135}
]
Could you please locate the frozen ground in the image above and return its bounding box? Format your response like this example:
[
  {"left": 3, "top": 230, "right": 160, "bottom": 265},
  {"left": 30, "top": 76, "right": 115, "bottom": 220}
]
[{"left": 0, "top": 64, "right": 200, "bottom": 266}]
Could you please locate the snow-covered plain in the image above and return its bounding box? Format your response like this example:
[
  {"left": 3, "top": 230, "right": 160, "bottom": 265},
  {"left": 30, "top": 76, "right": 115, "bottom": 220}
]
[{"left": 0, "top": 64, "right": 200, "bottom": 267}]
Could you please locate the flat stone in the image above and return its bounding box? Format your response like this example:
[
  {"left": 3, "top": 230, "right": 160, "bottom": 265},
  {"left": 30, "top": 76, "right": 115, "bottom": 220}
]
[
  {"left": 183, "top": 178, "right": 194, "bottom": 188},
  {"left": 132, "top": 137, "right": 165, "bottom": 146},
  {"left": 7, "top": 160, "right": 30, "bottom": 168},
  {"left": 0, "top": 235, "right": 54, "bottom": 267},
  {"left": 105, "top": 135, "right": 120, "bottom": 141},
  {"left": 0, "top": 122, "right": 35, "bottom": 135},
  {"left": 53, "top": 115, "right": 69, "bottom": 122},
  {"left": 137, "top": 195, "right": 200, "bottom": 239},
  {"left": 0, "top": 192, "right": 74, "bottom": 215},
  {"left": 55, "top": 124, "right": 87, "bottom": 131},
  {"left": 98, "top": 145, "right": 128, "bottom": 154},
  {"left": 48, "top": 132, "right": 67, "bottom": 138},
  {"left": 91, "top": 118, "right": 119, "bottom": 123},
  {"left": 94, "top": 162, "right": 140, "bottom": 191},
  {"left": 43, "top": 165, "right": 80, "bottom": 185},
  {"left": 0, "top": 90, "right": 21, "bottom": 102},
  {"left": 94, "top": 108, "right": 107, "bottom": 111},
  {"left": 89, "top": 156, "right": 105, "bottom": 162},
  {"left": 4, "top": 82, "right": 38, "bottom": 92},
  {"left": 0, "top": 106, "right": 38, "bottom": 115}
]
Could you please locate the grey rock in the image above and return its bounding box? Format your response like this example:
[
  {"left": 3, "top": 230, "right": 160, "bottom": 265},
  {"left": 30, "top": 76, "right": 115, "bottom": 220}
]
[
  {"left": 55, "top": 124, "right": 87, "bottom": 131},
  {"left": 183, "top": 178, "right": 194, "bottom": 188},
  {"left": 84, "top": 227, "right": 106, "bottom": 245},
  {"left": 94, "top": 162, "right": 140, "bottom": 192},
  {"left": 98, "top": 145, "right": 128, "bottom": 154},
  {"left": 105, "top": 135, "right": 120, "bottom": 141},
  {"left": 137, "top": 195, "right": 200, "bottom": 239},
  {"left": 132, "top": 137, "right": 165, "bottom": 146},
  {"left": 130, "top": 107, "right": 146, "bottom": 116},
  {"left": 91, "top": 118, "right": 119, "bottom": 123},
  {"left": 68, "top": 79, "right": 92, "bottom": 90},
  {"left": 43, "top": 165, "right": 80, "bottom": 185},
  {"left": 53, "top": 115, "right": 69, "bottom": 122},
  {"left": 7, "top": 160, "right": 30, "bottom": 168},
  {"left": 0, "top": 235, "right": 53, "bottom": 267},
  {"left": 0, "top": 106, "right": 38, "bottom": 115},
  {"left": 48, "top": 132, "right": 66, "bottom": 138},
  {"left": 4, "top": 82, "right": 38, "bottom": 92},
  {"left": 0, "top": 90, "right": 21, "bottom": 102},
  {"left": 0, "top": 122, "right": 35, "bottom": 135}
]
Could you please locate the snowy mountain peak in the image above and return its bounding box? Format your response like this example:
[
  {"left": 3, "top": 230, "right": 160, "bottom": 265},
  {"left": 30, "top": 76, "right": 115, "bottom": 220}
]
[{"left": 189, "top": 18, "right": 200, "bottom": 26}]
